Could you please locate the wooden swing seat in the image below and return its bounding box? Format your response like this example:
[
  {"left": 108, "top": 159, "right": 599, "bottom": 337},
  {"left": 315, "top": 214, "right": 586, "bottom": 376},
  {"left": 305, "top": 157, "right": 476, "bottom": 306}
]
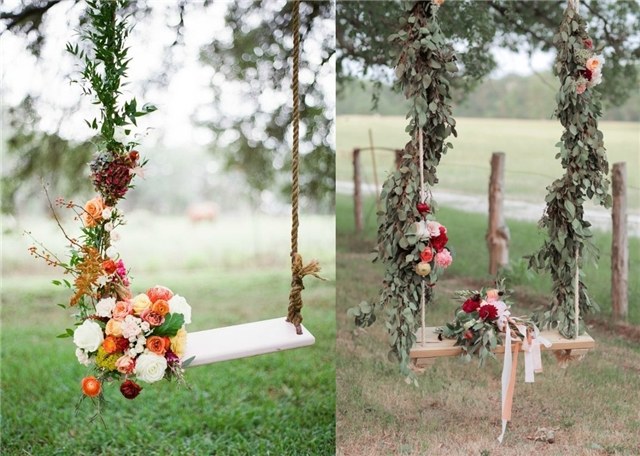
[
  {"left": 183, "top": 317, "right": 315, "bottom": 367},
  {"left": 410, "top": 327, "right": 594, "bottom": 363}
]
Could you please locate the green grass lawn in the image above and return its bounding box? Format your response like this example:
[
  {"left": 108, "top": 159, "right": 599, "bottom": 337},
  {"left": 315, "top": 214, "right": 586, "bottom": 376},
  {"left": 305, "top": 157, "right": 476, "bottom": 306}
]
[
  {"left": 1, "top": 217, "right": 336, "bottom": 455},
  {"left": 336, "top": 194, "right": 640, "bottom": 455},
  {"left": 337, "top": 116, "right": 640, "bottom": 211}
]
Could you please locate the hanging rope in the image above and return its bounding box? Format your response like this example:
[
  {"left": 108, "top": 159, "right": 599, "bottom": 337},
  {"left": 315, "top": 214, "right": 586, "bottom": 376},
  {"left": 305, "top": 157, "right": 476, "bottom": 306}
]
[
  {"left": 287, "top": 0, "right": 324, "bottom": 335},
  {"left": 574, "top": 247, "right": 580, "bottom": 339},
  {"left": 418, "top": 127, "right": 427, "bottom": 345}
]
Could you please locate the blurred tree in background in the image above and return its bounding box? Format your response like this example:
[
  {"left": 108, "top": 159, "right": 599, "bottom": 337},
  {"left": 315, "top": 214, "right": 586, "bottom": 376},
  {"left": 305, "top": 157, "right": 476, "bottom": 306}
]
[
  {"left": 1, "top": 0, "right": 335, "bottom": 215},
  {"left": 337, "top": 0, "right": 640, "bottom": 106}
]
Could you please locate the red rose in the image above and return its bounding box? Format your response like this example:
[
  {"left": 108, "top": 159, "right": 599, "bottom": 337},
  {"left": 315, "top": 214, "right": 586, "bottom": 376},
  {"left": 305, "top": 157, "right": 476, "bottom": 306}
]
[
  {"left": 102, "top": 259, "right": 117, "bottom": 275},
  {"left": 431, "top": 226, "right": 448, "bottom": 252},
  {"left": 462, "top": 297, "right": 481, "bottom": 313},
  {"left": 129, "top": 150, "right": 139, "bottom": 162},
  {"left": 115, "top": 337, "right": 129, "bottom": 352},
  {"left": 582, "top": 68, "right": 593, "bottom": 81},
  {"left": 420, "top": 247, "right": 434, "bottom": 262},
  {"left": 478, "top": 304, "right": 498, "bottom": 320},
  {"left": 120, "top": 379, "right": 142, "bottom": 399}
]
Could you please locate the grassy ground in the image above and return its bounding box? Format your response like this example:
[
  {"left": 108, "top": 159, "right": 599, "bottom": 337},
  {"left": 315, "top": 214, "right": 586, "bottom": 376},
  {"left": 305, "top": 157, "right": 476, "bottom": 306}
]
[
  {"left": 1, "top": 216, "right": 336, "bottom": 455},
  {"left": 336, "top": 194, "right": 640, "bottom": 456},
  {"left": 337, "top": 116, "right": 640, "bottom": 211}
]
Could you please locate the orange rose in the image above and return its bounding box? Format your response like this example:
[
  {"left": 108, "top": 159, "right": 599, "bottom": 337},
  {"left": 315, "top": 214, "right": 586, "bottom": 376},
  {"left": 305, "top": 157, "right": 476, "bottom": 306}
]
[
  {"left": 103, "top": 259, "right": 117, "bottom": 275},
  {"left": 81, "top": 376, "right": 101, "bottom": 397},
  {"left": 146, "top": 336, "right": 167, "bottom": 355},
  {"left": 151, "top": 299, "right": 170, "bottom": 316},
  {"left": 102, "top": 336, "right": 119, "bottom": 354},
  {"left": 82, "top": 196, "right": 105, "bottom": 227}
]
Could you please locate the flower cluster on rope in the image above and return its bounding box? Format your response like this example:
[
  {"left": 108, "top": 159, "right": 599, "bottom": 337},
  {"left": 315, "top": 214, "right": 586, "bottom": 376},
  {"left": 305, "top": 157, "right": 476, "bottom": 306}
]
[
  {"left": 527, "top": 4, "right": 610, "bottom": 338},
  {"left": 348, "top": 0, "right": 457, "bottom": 380},
  {"left": 27, "top": 0, "right": 188, "bottom": 414},
  {"left": 437, "top": 281, "right": 537, "bottom": 366}
]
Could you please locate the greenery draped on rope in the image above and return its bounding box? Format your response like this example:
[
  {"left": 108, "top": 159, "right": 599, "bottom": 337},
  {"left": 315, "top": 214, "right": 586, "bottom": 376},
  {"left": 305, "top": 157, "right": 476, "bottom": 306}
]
[
  {"left": 349, "top": 0, "right": 457, "bottom": 379},
  {"left": 527, "top": 2, "right": 610, "bottom": 338}
]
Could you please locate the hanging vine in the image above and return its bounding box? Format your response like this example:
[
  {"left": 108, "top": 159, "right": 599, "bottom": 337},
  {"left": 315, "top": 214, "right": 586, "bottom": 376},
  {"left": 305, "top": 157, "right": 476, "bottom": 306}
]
[
  {"left": 349, "top": 0, "right": 457, "bottom": 379},
  {"left": 527, "top": 1, "right": 610, "bottom": 338}
]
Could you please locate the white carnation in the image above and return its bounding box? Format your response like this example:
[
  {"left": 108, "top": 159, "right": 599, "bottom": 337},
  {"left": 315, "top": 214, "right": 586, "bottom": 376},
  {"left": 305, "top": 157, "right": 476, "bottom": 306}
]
[
  {"left": 134, "top": 352, "right": 168, "bottom": 383},
  {"left": 73, "top": 320, "right": 104, "bottom": 352},
  {"left": 168, "top": 294, "right": 192, "bottom": 325},
  {"left": 95, "top": 297, "right": 116, "bottom": 318},
  {"left": 75, "top": 348, "right": 92, "bottom": 366}
]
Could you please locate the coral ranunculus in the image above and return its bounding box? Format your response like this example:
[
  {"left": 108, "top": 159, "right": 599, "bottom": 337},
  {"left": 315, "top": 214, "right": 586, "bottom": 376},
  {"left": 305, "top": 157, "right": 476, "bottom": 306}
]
[
  {"left": 420, "top": 247, "right": 434, "bottom": 263},
  {"left": 151, "top": 299, "right": 170, "bottom": 317},
  {"left": 81, "top": 376, "right": 101, "bottom": 397},
  {"left": 431, "top": 226, "right": 449, "bottom": 252},
  {"left": 120, "top": 379, "right": 142, "bottom": 399},
  {"left": 462, "top": 297, "right": 481, "bottom": 313},
  {"left": 147, "top": 286, "right": 174, "bottom": 303},
  {"left": 146, "top": 336, "right": 167, "bottom": 355},
  {"left": 478, "top": 304, "right": 498, "bottom": 321},
  {"left": 81, "top": 196, "right": 105, "bottom": 227}
]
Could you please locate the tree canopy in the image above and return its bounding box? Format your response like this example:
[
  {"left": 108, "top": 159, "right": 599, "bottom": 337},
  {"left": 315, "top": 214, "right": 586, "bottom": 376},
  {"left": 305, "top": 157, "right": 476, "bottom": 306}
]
[{"left": 337, "top": 0, "right": 640, "bottom": 107}]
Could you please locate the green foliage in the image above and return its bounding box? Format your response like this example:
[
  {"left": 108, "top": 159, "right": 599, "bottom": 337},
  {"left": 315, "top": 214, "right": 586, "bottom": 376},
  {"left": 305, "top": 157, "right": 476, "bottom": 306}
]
[
  {"left": 151, "top": 313, "right": 185, "bottom": 337},
  {"left": 199, "top": 2, "right": 335, "bottom": 210},
  {"left": 337, "top": 0, "right": 640, "bottom": 107},
  {"left": 349, "top": 1, "right": 457, "bottom": 378},
  {"left": 527, "top": 5, "right": 610, "bottom": 338}
]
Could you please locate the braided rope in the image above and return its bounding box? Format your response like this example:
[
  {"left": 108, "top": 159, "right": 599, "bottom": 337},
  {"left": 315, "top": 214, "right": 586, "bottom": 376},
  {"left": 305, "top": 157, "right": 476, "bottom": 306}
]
[{"left": 286, "top": 0, "right": 324, "bottom": 335}]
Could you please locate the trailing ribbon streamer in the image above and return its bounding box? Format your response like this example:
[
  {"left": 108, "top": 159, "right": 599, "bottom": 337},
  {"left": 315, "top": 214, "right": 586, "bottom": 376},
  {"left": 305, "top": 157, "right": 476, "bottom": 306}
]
[
  {"left": 519, "top": 325, "right": 552, "bottom": 383},
  {"left": 498, "top": 328, "right": 521, "bottom": 444}
]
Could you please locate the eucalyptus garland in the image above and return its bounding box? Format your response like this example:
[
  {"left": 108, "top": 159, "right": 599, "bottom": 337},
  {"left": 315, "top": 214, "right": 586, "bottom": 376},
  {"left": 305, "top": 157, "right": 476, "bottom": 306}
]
[
  {"left": 527, "top": 3, "right": 610, "bottom": 338},
  {"left": 349, "top": 0, "right": 457, "bottom": 378}
]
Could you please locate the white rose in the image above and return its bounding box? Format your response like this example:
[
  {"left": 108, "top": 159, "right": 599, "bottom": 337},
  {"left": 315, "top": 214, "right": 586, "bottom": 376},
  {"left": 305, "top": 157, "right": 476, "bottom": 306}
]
[
  {"left": 95, "top": 297, "right": 116, "bottom": 318},
  {"left": 169, "top": 294, "right": 192, "bottom": 325},
  {"left": 75, "top": 348, "right": 92, "bottom": 366},
  {"left": 104, "top": 222, "right": 114, "bottom": 232},
  {"left": 426, "top": 221, "right": 443, "bottom": 238},
  {"left": 415, "top": 221, "right": 430, "bottom": 239},
  {"left": 73, "top": 320, "right": 104, "bottom": 352},
  {"left": 101, "top": 207, "right": 113, "bottom": 219},
  {"left": 106, "top": 246, "right": 118, "bottom": 258},
  {"left": 134, "top": 352, "right": 168, "bottom": 383}
]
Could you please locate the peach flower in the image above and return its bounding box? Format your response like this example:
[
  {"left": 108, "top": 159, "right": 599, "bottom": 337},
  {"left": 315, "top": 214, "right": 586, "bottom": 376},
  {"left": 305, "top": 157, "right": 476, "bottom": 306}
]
[
  {"left": 112, "top": 300, "right": 133, "bottom": 321},
  {"left": 146, "top": 336, "right": 168, "bottom": 355},
  {"left": 82, "top": 196, "right": 106, "bottom": 227},
  {"left": 105, "top": 319, "right": 123, "bottom": 337},
  {"left": 115, "top": 355, "right": 135, "bottom": 374},
  {"left": 150, "top": 299, "right": 170, "bottom": 317}
]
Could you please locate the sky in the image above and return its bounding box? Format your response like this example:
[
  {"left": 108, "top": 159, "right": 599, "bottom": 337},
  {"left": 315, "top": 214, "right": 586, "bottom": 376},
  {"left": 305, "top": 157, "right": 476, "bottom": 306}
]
[{"left": 1, "top": 1, "right": 553, "bottom": 150}]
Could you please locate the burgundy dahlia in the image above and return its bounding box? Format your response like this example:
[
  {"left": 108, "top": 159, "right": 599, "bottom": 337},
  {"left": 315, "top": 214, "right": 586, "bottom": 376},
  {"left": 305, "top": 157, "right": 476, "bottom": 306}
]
[
  {"left": 431, "top": 226, "right": 448, "bottom": 252},
  {"left": 478, "top": 304, "right": 498, "bottom": 321},
  {"left": 90, "top": 152, "right": 134, "bottom": 204},
  {"left": 120, "top": 379, "right": 142, "bottom": 399},
  {"left": 462, "top": 296, "right": 481, "bottom": 313}
]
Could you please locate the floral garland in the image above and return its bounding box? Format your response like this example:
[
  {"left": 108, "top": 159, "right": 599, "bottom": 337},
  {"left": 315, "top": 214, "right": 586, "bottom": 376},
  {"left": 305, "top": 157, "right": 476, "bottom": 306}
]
[
  {"left": 527, "top": 2, "right": 610, "bottom": 338},
  {"left": 28, "top": 0, "right": 191, "bottom": 413},
  {"left": 437, "top": 281, "right": 537, "bottom": 366},
  {"left": 348, "top": 0, "right": 457, "bottom": 379}
]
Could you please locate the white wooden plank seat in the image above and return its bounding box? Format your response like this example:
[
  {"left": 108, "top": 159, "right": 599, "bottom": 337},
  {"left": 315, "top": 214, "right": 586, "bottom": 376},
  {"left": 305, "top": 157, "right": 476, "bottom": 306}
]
[{"left": 183, "top": 317, "right": 315, "bottom": 367}]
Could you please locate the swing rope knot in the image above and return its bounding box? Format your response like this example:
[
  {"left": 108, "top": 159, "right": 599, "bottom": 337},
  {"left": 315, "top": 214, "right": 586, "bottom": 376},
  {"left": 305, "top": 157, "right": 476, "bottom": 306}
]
[{"left": 287, "top": 252, "right": 325, "bottom": 335}]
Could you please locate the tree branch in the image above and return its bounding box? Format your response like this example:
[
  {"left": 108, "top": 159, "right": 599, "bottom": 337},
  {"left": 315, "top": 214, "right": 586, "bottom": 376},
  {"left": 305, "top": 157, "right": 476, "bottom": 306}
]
[{"left": 0, "top": 0, "right": 63, "bottom": 34}]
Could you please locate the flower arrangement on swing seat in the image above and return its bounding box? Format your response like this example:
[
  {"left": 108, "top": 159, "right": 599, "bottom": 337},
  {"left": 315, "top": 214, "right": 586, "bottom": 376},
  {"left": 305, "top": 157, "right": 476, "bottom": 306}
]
[{"left": 436, "top": 282, "right": 542, "bottom": 366}]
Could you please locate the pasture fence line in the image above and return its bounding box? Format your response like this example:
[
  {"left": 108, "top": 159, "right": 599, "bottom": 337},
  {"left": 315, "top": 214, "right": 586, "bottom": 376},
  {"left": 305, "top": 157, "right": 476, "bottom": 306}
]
[{"left": 350, "top": 147, "right": 631, "bottom": 322}]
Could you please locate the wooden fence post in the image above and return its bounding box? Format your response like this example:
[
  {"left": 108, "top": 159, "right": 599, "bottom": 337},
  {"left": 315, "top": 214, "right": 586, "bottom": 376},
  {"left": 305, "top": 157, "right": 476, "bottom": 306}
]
[
  {"left": 486, "top": 152, "right": 509, "bottom": 275},
  {"left": 611, "top": 162, "right": 628, "bottom": 320},
  {"left": 353, "top": 148, "right": 363, "bottom": 233}
]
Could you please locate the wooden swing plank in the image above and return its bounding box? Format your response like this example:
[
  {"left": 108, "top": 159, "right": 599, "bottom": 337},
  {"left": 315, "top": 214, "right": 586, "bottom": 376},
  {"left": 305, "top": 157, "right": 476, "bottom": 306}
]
[
  {"left": 410, "top": 327, "right": 595, "bottom": 360},
  {"left": 183, "top": 317, "right": 315, "bottom": 367}
]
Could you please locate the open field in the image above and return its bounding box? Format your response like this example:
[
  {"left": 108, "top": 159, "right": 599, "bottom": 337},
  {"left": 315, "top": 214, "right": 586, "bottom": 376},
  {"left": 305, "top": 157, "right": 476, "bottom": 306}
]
[
  {"left": 1, "top": 215, "right": 336, "bottom": 455},
  {"left": 337, "top": 116, "right": 640, "bottom": 212},
  {"left": 336, "top": 194, "right": 640, "bottom": 455}
]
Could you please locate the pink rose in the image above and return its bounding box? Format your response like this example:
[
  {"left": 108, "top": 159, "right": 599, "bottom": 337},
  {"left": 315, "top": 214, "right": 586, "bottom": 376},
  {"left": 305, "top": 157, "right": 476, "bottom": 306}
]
[
  {"left": 434, "top": 249, "right": 453, "bottom": 268},
  {"left": 576, "top": 83, "right": 587, "bottom": 94},
  {"left": 115, "top": 355, "right": 135, "bottom": 374},
  {"left": 141, "top": 308, "right": 165, "bottom": 327},
  {"left": 112, "top": 300, "right": 133, "bottom": 321}
]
